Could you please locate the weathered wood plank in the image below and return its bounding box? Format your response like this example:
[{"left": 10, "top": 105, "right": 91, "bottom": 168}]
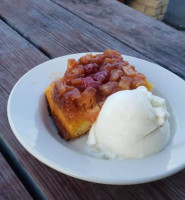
[
  {"left": 0, "top": 18, "right": 48, "bottom": 93},
  {"left": 0, "top": 153, "right": 32, "bottom": 200},
  {"left": 0, "top": 0, "right": 152, "bottom": 61},
  {"left": 0, "top": 26, "right": 184, "bottom": 200},
  {"left": 0, "top": 135, "right": 47, "bottom": 200},
  {"left": 0, "top": 19, "right": 48, "bottom": 81},
  {"left": 0, "top": 1, "right": 185, "bottom": 200},
  {"left": 0, "top": 20, "right": 112, "bottom": 200},
  {"left": 52, "top": 0, "right": 185, "bottom": 79},
  {"left": 98, "top": 170, "right": 185, "bottom": 200},
  {"left": 0, "top": 86, "right": 112, "bottom": 200}
]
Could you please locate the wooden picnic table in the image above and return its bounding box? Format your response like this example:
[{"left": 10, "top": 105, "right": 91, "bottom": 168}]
[{"left": 0, "top": 0, "right": 185, "bottom": 199}]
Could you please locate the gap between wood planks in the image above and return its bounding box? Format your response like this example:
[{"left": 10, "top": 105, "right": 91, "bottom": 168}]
[
  {"left": 0, "top": 0, "right": 153, "bottom": 63},
  {"left": 0, "top": 1, "right": 149, "bottom": 77},
  {"left": 49, "top": 0, "right": 148, "bottom": 56},
  {"left": 0, "top": 18, "right": 49, "bottom": 199},
  {"left": 49, "top": 0, "right": 185, "bottom": 80},
  {"left": 0, "top": 134, "right": 47, "bottom": 200},
  {"left": 0, "top": 2, "right": 184, "bottom": 199},
  {"left": 0, "top": 17, "right": 113, "bottom": 200},
  {"left": 0, "top": 17, "right": 50, "bottom": 94},
  {"left": 0, "top": 15, "right": 53, "bottom": 59},
  {"left": 49, "top": 0, "right": 148, "bottom": 58},
  {"left": 51, "top": 0, "right": 157, "bottom": 63},
  {"left": 0, "top": 0, "right": 184, "bottom": 82},
  {"left": 0, "top": 153, "right": 32, "bottom": 200}
]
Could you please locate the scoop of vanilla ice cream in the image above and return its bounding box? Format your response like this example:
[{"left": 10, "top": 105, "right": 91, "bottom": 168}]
[{"left": 87, "top": 86, "right": 170, "bottom": 158}]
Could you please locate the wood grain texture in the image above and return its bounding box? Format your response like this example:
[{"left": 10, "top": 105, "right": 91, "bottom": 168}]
[
  {"left": 52, "top": 0, "right": 185, "bottom": 79},
  {"left": 0, "top": 19, "right": 111, "bottom": 200},
  {"left": 0, "top": 153, "right": 32, "bottom": 200},
  {"left": 0, "top": 0, "right": 152, "bottom": 61},
  {"left": 0, "top": 1, "right": 185, "bottom": 200},
  {"left": 0, "top": 19, "right": 48, "bottom": 85},
  {"left": 0, "top": 86, "right": 111, "bottom": 200}
]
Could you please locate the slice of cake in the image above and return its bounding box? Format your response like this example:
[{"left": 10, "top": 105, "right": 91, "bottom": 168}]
[{"left": 45, "top": 49, "right": 153, "bottom": 140}]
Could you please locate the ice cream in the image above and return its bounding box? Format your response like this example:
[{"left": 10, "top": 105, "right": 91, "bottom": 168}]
[{"left": 87, "top": 86, "right": 170, "bottom": 158}]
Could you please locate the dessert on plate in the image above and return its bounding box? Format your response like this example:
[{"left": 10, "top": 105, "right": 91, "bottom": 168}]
[{"left": 45, "top": 49, "right": 153, "bottom": 140}]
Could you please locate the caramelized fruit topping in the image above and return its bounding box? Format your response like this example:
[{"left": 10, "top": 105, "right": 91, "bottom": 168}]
[{"left": 52, "top": 49, "right": 153, "bottom": 119}]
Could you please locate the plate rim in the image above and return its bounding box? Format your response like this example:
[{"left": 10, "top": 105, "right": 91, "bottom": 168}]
[{"left": 7, "top": 53, "right": 185, "bottom": 185}]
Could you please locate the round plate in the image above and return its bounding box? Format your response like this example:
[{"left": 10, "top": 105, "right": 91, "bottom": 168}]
[{"left": 8, "top": 53, "right": 185, "bottom": 185}]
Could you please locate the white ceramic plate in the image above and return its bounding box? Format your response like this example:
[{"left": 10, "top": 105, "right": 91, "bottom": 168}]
[{"left": 8, "top": 53, "right": 185, "bottom": 185}]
